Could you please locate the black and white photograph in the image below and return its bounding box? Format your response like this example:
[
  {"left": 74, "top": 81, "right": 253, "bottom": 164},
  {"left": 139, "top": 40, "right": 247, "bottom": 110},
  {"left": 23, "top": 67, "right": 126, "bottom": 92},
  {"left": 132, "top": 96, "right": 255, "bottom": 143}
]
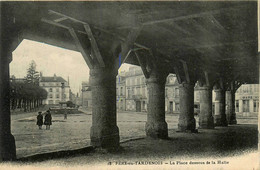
[{"left": 0, "top": 1, "right": 259, "bottom": 169}]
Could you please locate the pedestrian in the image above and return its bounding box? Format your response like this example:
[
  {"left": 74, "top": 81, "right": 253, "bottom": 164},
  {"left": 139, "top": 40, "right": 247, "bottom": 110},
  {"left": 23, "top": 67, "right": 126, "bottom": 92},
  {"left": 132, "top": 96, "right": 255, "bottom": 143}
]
[
  {"left": 44, "top": 110, "right": 52, "bottom": 130},
  {"left": 36, "top": 112, "right": 43, "bottom": 129},
  {"left": 64, "top": 108, "right": 67, "bottom": 120}
]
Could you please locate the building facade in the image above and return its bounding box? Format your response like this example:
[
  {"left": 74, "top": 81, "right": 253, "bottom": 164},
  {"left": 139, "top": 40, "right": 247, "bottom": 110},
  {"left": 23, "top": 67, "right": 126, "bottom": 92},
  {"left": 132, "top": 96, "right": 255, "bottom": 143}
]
[
  {"left": 39, "top": 74, "right": 70, "bottom": 105},
  {"left": 125, "top": 66, "right": 148, "bottom": 112},
  {"left": 80, "top": 66, "right": 259, "bottom": 115},
  {"left": 116, "top": 71, "right": 126, "bottom": 111},
  {"left": 165, "top": 74, "right": 180, "bottom": 113},
  {"left": 235, "top": 84, "right": 259, "bottom": 116},
  {"left": 81, "top": 81, "right": 92, "bottom": 109}
]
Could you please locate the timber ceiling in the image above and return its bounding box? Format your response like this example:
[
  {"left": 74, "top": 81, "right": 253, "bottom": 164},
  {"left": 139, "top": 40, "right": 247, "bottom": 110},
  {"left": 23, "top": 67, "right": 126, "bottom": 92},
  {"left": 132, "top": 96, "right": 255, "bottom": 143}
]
[{"left": 3, "top": 1, "right": 259, "bottom": 84}]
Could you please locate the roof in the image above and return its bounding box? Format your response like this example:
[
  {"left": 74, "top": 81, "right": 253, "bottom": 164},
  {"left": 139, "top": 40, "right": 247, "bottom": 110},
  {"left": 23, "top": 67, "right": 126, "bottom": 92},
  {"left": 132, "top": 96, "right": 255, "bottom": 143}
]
[
  {"left": 5, "top": 1, "right": 258, "bottom": 84},
  {"left": 40, "top": 76, "right": 67, "bottom": 83}
]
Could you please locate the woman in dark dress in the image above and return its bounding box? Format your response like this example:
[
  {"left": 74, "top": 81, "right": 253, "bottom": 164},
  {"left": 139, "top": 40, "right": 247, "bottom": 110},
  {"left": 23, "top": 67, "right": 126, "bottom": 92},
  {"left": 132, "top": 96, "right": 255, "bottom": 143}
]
[
  {"left": 36, "top": 112, "right": 43, "bottom": 129},
  {"left": 44, "top": 110, "right": 52, "bottom": 130}
]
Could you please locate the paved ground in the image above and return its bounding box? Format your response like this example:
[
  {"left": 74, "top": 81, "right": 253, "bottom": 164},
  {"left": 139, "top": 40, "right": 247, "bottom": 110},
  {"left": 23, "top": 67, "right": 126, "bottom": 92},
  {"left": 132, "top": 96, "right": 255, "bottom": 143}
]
[
  {"left": 12, "top": 110, "right": 176, "bottom": 158},
  {"left": 9, "top": 111, "right": 258, "bottom": 169}
]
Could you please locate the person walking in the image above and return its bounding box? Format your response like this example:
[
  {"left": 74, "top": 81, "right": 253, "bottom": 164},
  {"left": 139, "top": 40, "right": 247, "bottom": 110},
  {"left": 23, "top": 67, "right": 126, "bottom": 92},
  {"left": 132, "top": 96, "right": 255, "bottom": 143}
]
[
  {"left": 44, "top": 110, "right": 52, "bottom": 130},
  {"left": 36, "top": 112, "right": 43, "bottom": 129},
  {"left": 64, "top": 108, "right": 67, "bottom": 120}
]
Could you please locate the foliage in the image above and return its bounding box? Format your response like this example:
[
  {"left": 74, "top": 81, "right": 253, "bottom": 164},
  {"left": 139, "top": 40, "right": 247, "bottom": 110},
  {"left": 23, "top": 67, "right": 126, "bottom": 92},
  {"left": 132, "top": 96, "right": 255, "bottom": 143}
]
[
  {"left": 10, "top": 81, "right": 47, "bottom": 100},
  {"left": 25, "top": 60, "right": 40, "bottom": 86}
]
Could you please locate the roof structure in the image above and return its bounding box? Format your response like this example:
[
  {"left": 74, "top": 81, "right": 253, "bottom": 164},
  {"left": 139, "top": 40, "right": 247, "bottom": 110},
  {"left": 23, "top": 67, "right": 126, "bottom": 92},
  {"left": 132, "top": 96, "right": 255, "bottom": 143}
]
[
  {"left": 40, "top": 76, "right": 66, "bottom": 83},
  {"left": 3, "top": 1, "right": 259, "bottom": 84}
]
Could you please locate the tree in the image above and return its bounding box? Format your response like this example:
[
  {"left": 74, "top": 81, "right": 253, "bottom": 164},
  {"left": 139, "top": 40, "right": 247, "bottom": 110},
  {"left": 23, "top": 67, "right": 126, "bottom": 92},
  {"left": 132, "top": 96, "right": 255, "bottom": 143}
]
[{"left": 25, "top": 60, "right": 40, "bottom": 86}]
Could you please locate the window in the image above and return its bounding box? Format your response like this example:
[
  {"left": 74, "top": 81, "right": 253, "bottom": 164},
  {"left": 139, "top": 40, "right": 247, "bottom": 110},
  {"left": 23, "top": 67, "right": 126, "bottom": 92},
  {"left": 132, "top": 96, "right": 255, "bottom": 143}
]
[
  {"left": 165, "top": 88, "right": 168, "bottom": 97},
  {"left": 136, "top": 87, "right": 140, "bottom": 95},
  {"left": 132, "top": 78, "right": 135, "bottom": 86},
  {"left": 142, "top": 77, "right": 145, "bottom": 84},
  {"left": 120, "top": 87, "right": 123, "bottom": 95},
  {"left": 49, "top": 88, "right": 53, "bottom": 92},
  {"left": 235, "top": 100, "right": 239, "bottom": 112},
  {"left": 253, "top": 100, "right": 259, "bottom": 112},
  {"left": 128, "top": 89, "right": 131, "bottom": 98},
  {"left": 56, "top": 94, "right": 60, "bottom": 98},
  {"left": 42, "top": 83, "right": 45, "bottom": 86},
  {"left": 49, "top": 94, "right": 53, "bottom": 98},
  {"left": 142, "top": 86, "right": 146, "bottom": 97},
  {"left": 175, "top": 88, "right": 179, "bottom": 97},
  {"left": 132, "top": 87, "right": 135, "bottom": 95},
  {"left": 48, "top": 100, "right": 53, "bottom": 104},
  {"left": 137, "top": 78, "right": 140, "bottom": 85},
  {"left": 243, "top": 100, "right": 249, "bottom": 112},
  {"left": 175, "top": 103, "right": 180, "bottom": 111}
]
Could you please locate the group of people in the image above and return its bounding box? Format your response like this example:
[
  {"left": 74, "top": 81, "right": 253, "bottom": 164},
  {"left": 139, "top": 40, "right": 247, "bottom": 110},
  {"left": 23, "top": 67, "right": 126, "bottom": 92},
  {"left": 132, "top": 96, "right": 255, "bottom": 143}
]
[{"left": 36, "top": 110, "right": 52, "bottom": 130}]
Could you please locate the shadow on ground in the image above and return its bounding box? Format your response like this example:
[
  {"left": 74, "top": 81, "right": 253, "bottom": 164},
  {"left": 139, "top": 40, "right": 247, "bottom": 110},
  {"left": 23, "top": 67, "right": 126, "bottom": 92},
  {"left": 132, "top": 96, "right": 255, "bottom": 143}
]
[{"left": 15, "top": 124, "right": 257, "bottom": 165}]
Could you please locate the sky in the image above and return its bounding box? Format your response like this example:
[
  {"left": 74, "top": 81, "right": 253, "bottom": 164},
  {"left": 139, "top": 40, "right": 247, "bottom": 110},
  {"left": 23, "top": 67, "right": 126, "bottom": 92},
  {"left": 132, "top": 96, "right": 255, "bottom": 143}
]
[{"left": 10, "top": 39, "right": 132, "bottom": 94}]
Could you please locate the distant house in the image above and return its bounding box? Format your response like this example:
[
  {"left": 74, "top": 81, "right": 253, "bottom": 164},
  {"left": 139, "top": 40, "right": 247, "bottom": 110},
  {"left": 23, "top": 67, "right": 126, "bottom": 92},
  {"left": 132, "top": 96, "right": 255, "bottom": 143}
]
[
  {"left": 39, "top": 73, "right": 70, "bottom": 105},
  {"left": 81, "top": 81, "right": 92, "bottom": 109}
]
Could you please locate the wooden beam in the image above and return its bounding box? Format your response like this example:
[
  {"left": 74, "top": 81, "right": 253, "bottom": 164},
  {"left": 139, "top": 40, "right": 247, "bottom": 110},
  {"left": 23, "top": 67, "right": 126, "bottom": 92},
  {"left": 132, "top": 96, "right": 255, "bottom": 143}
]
[
  {"left": 121, "top": 26, "right": 142, "bottom": 62},
  {"left": 54, "top": 17, "right": 68, "bottom": 23},
  {"left": 204, "top": 71, "right": 210, "bottom": 86},
  {"left": 41, "top": 18, "right": 69, "bottom": 29},
  {"left": 47, "top": 10, "right": 150, "bottom": 51},
  {"left": 134, "top": 51, "right": 150, "bottom": 78},
  {"left": 68, "top": 28, "right": 93, "bottom": 69},
  {"left": 117, "top": 6, "right": 240, "bottom": 29},
  {"left": 180, "top": 60, "right": 190, "bottom": 83},
  {"left": 207, "top": 15, "right": 226, "bottom": 33},
  {"left": 121, "top": 49, "right": 132, "bottom": 65},
  {"left": 173, "top": 66, "right": 182, "bottom": 84},
  {"left": 84, "top": 24, "right": 105, "bottom": 67}
]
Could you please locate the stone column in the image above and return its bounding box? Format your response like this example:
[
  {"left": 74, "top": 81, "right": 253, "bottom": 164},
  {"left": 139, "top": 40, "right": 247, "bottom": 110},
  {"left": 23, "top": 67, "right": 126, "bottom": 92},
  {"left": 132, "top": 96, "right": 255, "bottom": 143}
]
[
  {"left": 214, "top": 89, "right": 228, "bottom": 126},
  {"left": 90, "top": 66, "right": 119, "bottom": 149},
  {"left": 225, "top": 90, "right": 232, "bottom": 123},
  {"left": 229, "top": 91, "right": 237, "bottom": 124},
  {"left": 0, "top": 5, "right": 16, "bottom": 160},
  {"left": 145, "top": 71, "right": 168, "bottom": 139},
  {"left": 0, "top": 51, "right": 16, "bottom": 160},
  {"left": 178, "top": 82, "right": 196, "bottom": 131},
  {"left": 199, "top": 85, "right": 214, "bottom": 129}
]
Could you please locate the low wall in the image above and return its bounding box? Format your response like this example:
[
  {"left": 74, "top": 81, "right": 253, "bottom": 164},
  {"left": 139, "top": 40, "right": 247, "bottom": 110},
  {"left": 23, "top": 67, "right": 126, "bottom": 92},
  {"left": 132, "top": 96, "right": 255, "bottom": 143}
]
[{"left": 50, "top": 108, "right": 81, "bottom": 114}]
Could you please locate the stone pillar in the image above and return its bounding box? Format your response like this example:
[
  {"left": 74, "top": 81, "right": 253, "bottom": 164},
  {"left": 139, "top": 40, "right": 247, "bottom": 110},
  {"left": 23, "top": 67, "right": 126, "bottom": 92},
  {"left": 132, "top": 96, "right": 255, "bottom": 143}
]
[
  {"left": 214, "top": 89, "right": 228, "bottom": 126},
  {"left": 145, "top": 71, "right": 168, "bottom": 139},
  {"left": 90, "top": 66, "right": 119, "bottom": 149},
  {"left": 229, "top": 91, "right": 237, "bottom": 124},
  {"left": 199, "top": 85, "right": 214, "bottom": 129},
  {"left": 178, "top": 82, "right": 196, "bottom": 131},
  {"left": 225, "top": 90, "right": 232, "bottom": 123},
  {"left": 0, "top": 5, "right": 16, "bottom": 161},
  {"left": 0, "top": 52, "right": 16, "bottom": 160}
]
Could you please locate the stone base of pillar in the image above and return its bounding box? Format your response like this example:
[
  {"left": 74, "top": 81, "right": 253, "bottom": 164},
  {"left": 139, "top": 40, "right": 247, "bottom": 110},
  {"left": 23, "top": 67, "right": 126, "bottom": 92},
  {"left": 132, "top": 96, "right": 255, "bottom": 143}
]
[
  {"left": 0, "top": 133, "right": 16, "bottom": 161},
  {"left": 199, "top": 117, "right": 214, "bottom": 129},
  {"left": 90, "top": 125, "right": 119, "bottom": 149},
  {"left": 145, "top": 121, "right": 168, "bottom": 139},
  {"left": 214, "top": 115, "right": 228, "bottom": 126},
  {"left": 229, "top": 114, "right": 237, "bottom": 125},
  {"left": 178, "top": 117, "right": 196, "bottom": 132}
]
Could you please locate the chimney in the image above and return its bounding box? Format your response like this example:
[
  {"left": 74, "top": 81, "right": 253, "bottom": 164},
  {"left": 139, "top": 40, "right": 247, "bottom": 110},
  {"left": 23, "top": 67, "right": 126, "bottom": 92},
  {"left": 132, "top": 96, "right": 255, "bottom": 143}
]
[{"left": 54, "top": 74, "right": 57, "bottom": 80}]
